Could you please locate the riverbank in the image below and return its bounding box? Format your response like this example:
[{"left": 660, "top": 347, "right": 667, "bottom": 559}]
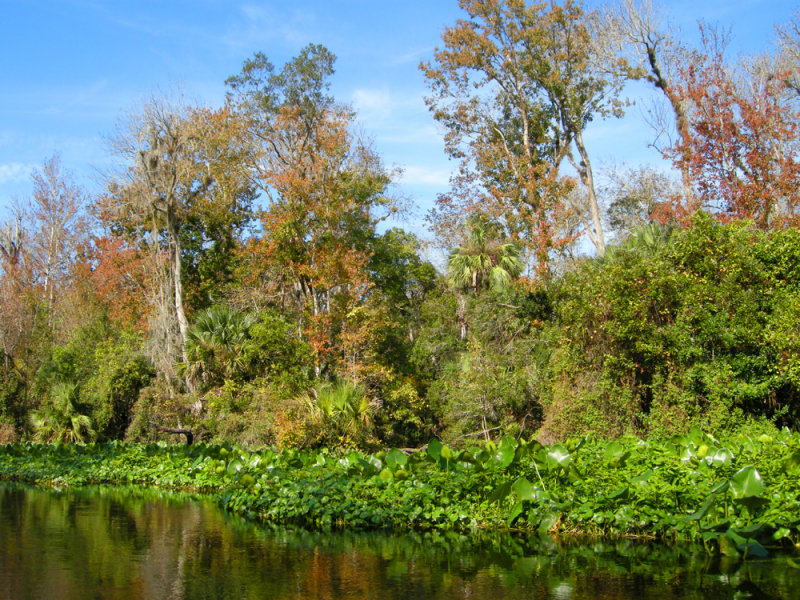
[{"left": 1, "top": 429, "right": 798, "bottom": 558}]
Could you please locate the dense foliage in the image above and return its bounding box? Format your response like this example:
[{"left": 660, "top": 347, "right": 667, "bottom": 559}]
[
  {"left": 2, "top": 428, "right": 800, "bottom": 559},
  {"left": 543, "top": 215, "right": 800, "bottom": 440},
  {"left": 1, "top": 1, "right": 799, "bottom": 453}
]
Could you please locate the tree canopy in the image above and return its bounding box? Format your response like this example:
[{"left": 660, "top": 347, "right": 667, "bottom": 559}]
[{"left": 3, "top": 2, "right": 800, "bottom": 450}]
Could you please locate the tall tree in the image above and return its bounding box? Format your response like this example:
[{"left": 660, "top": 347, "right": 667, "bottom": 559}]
[
  {"left": 776, "top": 10, "right": 800, "bottom": 97},
  {"left": 599, "top": 0, "right": 697, "bottom": 210},
  {"left": 0, "top": 209, "right": 34, "bottom": 383},
  {"left": 227, "top": 46, "right": 398, "bottom": 376},
  {"left": 1, "top": 159, "right": 91, "bottom": 425},
  {"left": 422, "top": 0, "right": 620, "bottom": 266},
  {"left": 670, "top": 28, "right": 800, "bottom": 228},
  {"left": 28, "top": 156, "right": 88, "bottom": 326},
  {"left": 101, "top": 97, "right": 255, "bottom": 385}
]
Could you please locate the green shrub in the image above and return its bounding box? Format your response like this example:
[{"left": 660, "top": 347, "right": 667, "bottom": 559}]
[
  {"left": 29, "top": 382, "right": 96, "bottom": 443},
  {"left": 84, "top": 334, "right": 154, "bottom": 440},
  {"left": 545, "top": 215, "right": 800, "bottom": 439}
]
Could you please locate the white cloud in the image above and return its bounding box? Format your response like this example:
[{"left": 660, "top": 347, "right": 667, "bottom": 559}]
[
  {"left": 398, "top": 165, "right": 452, "bottom": 186},
  {"left": 226, "top": 4, "right": 319, "bottom": 49},
  {"left": 352, "top": 88, "right": 393, "bottom": 120},
  {"left": 0, "top": 163, "right": 34, "bottom": 185}
]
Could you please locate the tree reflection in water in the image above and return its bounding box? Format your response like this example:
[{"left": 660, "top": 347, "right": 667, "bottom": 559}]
[{"left": 0, "top": 483, "right": 797, "bottom": 599}]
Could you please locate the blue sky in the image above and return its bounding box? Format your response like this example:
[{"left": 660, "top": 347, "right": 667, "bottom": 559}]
[{"left": 0, "top": 0, "right": 795, "bottom": 234}]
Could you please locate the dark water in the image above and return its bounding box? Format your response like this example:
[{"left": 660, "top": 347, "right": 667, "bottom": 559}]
[{"left": 1, "top": 482, "right": 798, "bottom": 600}]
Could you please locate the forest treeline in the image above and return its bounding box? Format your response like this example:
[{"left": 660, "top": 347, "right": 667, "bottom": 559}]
[{"left": 1, "top": 0, "right": 799, "bottom": 449}]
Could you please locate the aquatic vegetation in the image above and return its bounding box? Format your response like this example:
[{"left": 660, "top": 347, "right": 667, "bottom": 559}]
[{"left": 1, "top": 428, "right": 799, "bottom": 559}]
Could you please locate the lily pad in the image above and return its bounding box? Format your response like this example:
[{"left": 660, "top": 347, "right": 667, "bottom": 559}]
[
  {"left": 545, "top": 444, "right": 571, "bottom": 470},
  {"left": 385, "top": 448, "right": 408, "bottom": 469},
  {"left": 705, "top": 447, "right": 734, "bottom": 467},
  {"left": 511, "top": 477, "right": 538, "bottom": 502},
  {"left": 730, "top": 466, "right": 763, "bottom": 498},
  {"left": 604, "top": 441, "right": 630, "bottom": 467},
  {"left": 495, "top": 436, "right": 518, "bottom": 469}
]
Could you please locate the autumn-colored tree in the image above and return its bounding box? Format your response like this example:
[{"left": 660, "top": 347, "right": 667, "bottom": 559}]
[
  {"left": 227, "top": 46, "right": 398, "bottom": 377},
  {"left": 670, "top": 28, "right": 800, "bottom": 228},
  {"left": 177, "top": 106, "right": 257, "bottom": 310},
  {"left": 89, "top": 235, "right": 149, "bottom": 331},
  {"left": 100, "top": 96, "right": 255, "bottom": 385},
  {"left": 422, "top": 0, "right": 621, "bottom": 267}
]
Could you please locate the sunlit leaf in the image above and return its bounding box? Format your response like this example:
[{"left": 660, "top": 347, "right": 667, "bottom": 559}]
[
  {"left": 385, "top": 449, "right": 408, "bottom": 469},
  {"left": 511, "top": 477, "right": 537, "bottom": 502},
  {"left": 730, "top": 466, "right": 764, "bottom": 498},
  {"left": 545, "top": 444, "right": 571, "bottom": 470}
]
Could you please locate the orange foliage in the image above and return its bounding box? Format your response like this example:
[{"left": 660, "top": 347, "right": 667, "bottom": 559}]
[
  {"left": 669, "top": 27, "right": 800, "bottom": 228},
  {"left": 90, "top": 236, "right": 149, "bottom": 331},
  {"left": 422, "top": 0, "right": 611, "bottom": 271},
  {"left": 249, "top": 106, "right": 391, "bottom": 374}
]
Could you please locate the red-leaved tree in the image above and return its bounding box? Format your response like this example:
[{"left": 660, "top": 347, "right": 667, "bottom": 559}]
[{"left": 670, "top": 27, "right": 800, "bottom": 228}]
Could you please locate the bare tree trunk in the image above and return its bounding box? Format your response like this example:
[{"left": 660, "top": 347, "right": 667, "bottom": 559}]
[
  {"left": 170, "top": 223, "right": 194, "bottom": 393},
  {"left": 645, "top": 48, "right": 695, "bottom": 209},
  {"left": 169, "top": 221, "right": 189, "bottom": 363},
  {"left": 574, "top": 129, "right": 606, "bottom": 257},
  {"left": 600, "top": 0, "right": 696, "bottom": 210},
  {"left": 456, "top": 293, "right": 468, "bottom": 341}
]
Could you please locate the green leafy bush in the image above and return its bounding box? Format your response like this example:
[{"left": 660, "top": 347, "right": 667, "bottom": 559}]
[
  {"left": 544, "top": 215, "right": 800, "bottom": 439},
  {"left": 84, "top": 334, "right": 154, "bottom": 440},
  {"left": 29, "top": 383, "right": 96, "bottom": 443}
]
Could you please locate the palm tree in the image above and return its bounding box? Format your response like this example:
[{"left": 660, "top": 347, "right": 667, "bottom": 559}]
[
  {"left": 626, "top": 222, "right": 674, "bottom": 254},
  {"left": 184, "top": 306, "right": 257, "bottom": 388},
  {"left": 447, "top": 216, "right": 524, "bottom": 295},
  {"left": 447, "top": 216, "right": 524, "bottom": 340},
  {"left": 603, "top": 223, "right": 675, "bottom": 263},
  {"left": 305, "top": 379, "right": 372, "bottom": 444},
  {"left": 30, "top": 382, "right": 96, "bottom": 443}
]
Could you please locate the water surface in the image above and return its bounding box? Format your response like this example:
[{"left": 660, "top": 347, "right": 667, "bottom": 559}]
[{"left": 1, "top": 482, "right": 797, "bottom": 599}]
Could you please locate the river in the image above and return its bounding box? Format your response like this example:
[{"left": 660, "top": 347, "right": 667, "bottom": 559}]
[{"left": 0, "top": 482, "right": 797, "bottom": 599}]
